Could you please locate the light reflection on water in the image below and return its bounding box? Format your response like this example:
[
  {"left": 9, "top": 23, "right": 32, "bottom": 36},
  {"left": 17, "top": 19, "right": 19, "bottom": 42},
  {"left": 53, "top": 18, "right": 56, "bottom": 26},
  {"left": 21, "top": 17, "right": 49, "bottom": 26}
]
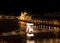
[
  {"left": 26, "top": 38, "right": 60, "bottom": 43},
  {"left": 26, "top": 39, "right": 35, "bottom": 43}
]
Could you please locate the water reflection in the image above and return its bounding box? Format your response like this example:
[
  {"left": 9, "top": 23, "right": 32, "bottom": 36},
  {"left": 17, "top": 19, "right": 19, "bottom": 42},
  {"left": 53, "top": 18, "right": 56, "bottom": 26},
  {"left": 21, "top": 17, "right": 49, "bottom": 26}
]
[
  {"left": 26, "top": 38, "right": 60, "bottom": 43},
  {"left": 26, "top": 39, "right": 35, "bottom": 43}
]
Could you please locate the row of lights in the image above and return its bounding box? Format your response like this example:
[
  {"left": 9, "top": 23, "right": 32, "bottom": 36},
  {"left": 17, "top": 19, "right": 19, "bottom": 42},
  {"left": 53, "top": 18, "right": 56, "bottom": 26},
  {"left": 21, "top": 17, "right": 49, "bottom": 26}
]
[
  {"left": 35, "top": 25, "right": 60, "bottom": 31},
  {"left": 31, "top": 19, "right": 59, "bottom": 25},
  {"left": 0, "top": 15, "right": 16, "bottom": 19}
]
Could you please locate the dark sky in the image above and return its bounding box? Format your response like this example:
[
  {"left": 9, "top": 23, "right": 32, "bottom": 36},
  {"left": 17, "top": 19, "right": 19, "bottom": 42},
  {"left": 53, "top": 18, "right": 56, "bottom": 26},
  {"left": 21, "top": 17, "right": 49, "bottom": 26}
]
[{"left": 0, "top": 0, "right": 59, "bottom": 16}]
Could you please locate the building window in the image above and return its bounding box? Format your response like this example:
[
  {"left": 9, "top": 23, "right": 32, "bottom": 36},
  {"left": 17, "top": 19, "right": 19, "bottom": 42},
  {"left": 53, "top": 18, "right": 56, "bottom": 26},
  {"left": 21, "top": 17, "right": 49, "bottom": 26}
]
[
  {"left": 51, "top": 26, "right": 54, "bottom": 30},
  {"left": 6, "top": 16, "right": 8, "bottom": 19},
  {"left": 10, "top": 16, "right": 14, "bottom": 19},
  {"left": 39, "top": 20, "right": 40, "bottom": 22},
  {"left": 56, "top": 27, "right": 59, "bottom": 30},
  {"left": 0, "top": 16, "right": 2, "bottom": 19},
  {"left": 40, "top": 20, "right": 42, "bottom": 23},
  {"left": 43, "top": 20, "right": 46, "bottom": 23},
  {"left": 43, "top": 25, "right": 45, "bottom": 29},
  {"left": 54, "top": 27, "right": 57, "bottom": 31},
  {"left": 49, "top": 26, "right": 51, "bottom": 30},
  {"left": 49, "top": 21, "right": 51, "bottom": 24}
]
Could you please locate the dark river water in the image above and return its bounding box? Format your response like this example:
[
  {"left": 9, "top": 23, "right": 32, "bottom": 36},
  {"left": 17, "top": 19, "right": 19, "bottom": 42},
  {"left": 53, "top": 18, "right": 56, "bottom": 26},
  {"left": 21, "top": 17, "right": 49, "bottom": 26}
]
[
  {"left": 4, "top": 35, "right": 60, "bottom": 43},
  {"left": 26, "top": 38, "right": 60, "bottom": 43}
]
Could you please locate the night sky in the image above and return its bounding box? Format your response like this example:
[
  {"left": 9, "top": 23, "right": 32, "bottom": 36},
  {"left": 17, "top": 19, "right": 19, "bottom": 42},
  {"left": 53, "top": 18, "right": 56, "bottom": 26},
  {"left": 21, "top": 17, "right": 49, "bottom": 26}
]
[
  {"left": 0, "top": 0, "right": 60, "bottom": 32},
  {"left": 0, "top": 0, "right": 59, "bottom": 16}
]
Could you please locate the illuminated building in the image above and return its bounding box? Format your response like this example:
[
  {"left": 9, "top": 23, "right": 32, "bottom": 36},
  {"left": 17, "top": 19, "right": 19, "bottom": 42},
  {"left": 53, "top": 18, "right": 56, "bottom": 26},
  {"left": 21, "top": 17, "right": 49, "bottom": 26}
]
[
  {"left": 0, "top": 15, "right": 17, "bottom": 19},
  {"left": 19, "top": 11, "right": 60, "bottom": 33},
  {"left": 29, "top": 15, "right": 60, "bottom": 35}
]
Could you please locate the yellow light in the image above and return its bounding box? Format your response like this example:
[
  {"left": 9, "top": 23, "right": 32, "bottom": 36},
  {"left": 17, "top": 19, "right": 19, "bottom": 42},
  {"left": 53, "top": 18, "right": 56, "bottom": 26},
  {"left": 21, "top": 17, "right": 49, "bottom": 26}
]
[
  {"left": 27, "top": 33, "right": 34, "bottom": 37},
  {"left": 19, "top": 12, "right": 27, "bottom": 20}
]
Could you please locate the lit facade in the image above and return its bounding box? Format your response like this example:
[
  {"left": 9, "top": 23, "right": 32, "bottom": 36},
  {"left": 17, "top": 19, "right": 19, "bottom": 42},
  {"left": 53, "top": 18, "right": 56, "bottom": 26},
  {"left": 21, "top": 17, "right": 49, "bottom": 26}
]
[
  {"left": 19, "top": 12, "right": 60, "bottom": 33},
  {"left": 31, "top": 17, "right": 60, "bottom": 32},
  {"left": 0, "top": 15, "right": 16, "bottom": 19}
]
